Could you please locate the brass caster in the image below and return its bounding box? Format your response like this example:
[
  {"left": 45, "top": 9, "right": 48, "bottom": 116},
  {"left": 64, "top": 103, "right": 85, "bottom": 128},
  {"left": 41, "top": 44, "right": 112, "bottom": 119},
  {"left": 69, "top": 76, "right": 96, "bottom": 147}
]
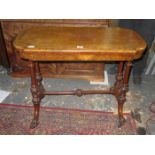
[
  {"left": 118, "top": 116, "right": 126, "bottom": 128},
  {"left": 30, "top": 119, "right": 39, "bottom": 129}
]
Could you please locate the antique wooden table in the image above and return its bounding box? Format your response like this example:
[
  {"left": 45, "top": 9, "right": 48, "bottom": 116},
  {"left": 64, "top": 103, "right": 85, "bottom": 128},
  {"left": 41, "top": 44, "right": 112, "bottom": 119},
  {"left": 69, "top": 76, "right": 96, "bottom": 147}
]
[{"left": 13, "top": 26, "right": 146, "bottom": 129}]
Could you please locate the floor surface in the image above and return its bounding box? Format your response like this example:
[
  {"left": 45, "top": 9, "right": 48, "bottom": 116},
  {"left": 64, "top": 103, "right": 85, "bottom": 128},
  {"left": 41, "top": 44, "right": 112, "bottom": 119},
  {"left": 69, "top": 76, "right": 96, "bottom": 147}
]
[{"left": 0, "top": 65, "right": 155, "bottom": 134}]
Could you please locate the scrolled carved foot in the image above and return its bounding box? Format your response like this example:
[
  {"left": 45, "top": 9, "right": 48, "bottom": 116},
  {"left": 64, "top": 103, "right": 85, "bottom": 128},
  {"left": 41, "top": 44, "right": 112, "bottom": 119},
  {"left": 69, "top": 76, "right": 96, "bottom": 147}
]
[
  {"left": 118, "top": 116, "right": 126, "bottom": 128},
  {"left": 30, "top": 119, "right": 39, "bottom": 129}
]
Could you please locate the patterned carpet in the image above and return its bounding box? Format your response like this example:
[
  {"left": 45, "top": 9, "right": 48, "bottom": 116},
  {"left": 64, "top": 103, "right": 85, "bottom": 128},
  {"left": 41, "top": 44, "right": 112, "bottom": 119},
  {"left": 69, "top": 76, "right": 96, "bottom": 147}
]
[{"left": 0, "top": 104, "right": 137, "bottom": 135}]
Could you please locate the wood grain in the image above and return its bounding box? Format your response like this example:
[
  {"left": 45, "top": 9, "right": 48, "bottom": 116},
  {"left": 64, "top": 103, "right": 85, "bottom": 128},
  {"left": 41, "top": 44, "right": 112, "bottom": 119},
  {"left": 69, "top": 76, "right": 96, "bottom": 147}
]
[{"left": 14, "top": 26, "right": 146, "bottom": 61}]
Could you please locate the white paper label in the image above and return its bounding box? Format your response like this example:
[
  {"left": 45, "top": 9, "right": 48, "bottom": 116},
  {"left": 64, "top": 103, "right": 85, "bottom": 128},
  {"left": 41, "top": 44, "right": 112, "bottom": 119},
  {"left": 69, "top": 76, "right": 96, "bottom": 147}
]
[{"left": 77, "top": 45, "right": 84, "bottom": 49}]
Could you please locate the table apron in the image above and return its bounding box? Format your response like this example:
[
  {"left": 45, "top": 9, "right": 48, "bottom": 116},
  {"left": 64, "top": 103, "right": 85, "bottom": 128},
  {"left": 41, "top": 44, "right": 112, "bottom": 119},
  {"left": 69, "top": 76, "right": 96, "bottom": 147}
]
[{"left": 19, "top": 52, "right": 136, "bottom": 61}]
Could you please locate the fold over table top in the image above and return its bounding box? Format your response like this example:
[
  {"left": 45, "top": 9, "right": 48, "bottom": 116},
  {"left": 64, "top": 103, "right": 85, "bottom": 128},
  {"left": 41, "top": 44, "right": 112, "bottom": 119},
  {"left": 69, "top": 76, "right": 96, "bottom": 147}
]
[{"left": 13, "top": 26, "right": 146, "bottom": 61}]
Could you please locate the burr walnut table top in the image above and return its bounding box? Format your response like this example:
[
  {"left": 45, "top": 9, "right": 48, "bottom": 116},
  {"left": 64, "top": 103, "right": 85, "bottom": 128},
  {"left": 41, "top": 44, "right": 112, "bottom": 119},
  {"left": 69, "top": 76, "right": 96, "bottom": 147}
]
[{"left": 13, "top": 26, "right": 146, "bottom": 61}]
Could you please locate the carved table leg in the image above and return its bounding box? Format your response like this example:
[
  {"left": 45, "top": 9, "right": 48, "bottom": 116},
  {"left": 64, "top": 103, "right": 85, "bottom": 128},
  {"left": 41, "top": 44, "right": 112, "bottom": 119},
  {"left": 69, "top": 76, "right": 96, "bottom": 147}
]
[
  {"left": 30, "top": 61, "right": 44, "bottom": 129},
  {"left": 35, "top": 62, "right": 45, "bottom": 97},
  {"left": 112, "top": 62, "right": 132, "bottom": 127}
]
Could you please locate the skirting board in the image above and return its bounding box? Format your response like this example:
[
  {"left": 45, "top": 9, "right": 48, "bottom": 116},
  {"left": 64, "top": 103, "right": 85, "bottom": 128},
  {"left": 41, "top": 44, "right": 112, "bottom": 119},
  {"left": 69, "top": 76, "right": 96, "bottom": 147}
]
[
  {"left": 90, "top": 71, "right": 109, "bottom": 86},
  {"left": 0, "top": 90, "right": 11, "bottom": 103}
]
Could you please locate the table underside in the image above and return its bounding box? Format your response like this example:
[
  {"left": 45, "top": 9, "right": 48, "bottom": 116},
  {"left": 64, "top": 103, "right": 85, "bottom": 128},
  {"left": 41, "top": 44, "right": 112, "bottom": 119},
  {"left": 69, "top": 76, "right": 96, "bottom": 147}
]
[{"left": 29, "top": 60, "right": 132, "bottom": 129}]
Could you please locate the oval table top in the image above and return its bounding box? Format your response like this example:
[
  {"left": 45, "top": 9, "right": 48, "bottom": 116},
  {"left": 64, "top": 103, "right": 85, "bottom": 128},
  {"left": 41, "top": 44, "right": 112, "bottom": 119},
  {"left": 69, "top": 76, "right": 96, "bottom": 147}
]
[{"left": 13, "top": 26, "right": 147, "bottom": 61}]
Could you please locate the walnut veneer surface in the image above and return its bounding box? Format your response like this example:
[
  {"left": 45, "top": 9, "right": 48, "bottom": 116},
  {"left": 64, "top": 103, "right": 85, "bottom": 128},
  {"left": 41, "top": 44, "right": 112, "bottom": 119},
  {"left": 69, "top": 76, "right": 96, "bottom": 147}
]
[{"left": 14, "top": 26, "right": 146, "bottom": 61}]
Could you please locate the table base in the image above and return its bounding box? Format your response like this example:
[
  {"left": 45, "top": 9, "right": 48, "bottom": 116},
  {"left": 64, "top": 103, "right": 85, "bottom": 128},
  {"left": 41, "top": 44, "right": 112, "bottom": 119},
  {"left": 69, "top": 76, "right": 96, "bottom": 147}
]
[{"left": 29, "top": 61, "right": 132, "bottom": 129}]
